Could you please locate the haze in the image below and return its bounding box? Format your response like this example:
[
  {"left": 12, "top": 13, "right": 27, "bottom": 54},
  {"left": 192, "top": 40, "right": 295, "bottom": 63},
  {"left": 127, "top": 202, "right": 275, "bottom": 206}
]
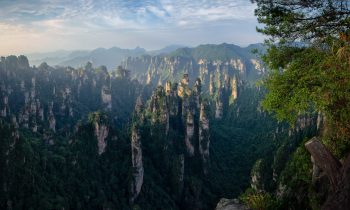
[{"left": 0, "top": 0, "right": 263, "bottom": 55}]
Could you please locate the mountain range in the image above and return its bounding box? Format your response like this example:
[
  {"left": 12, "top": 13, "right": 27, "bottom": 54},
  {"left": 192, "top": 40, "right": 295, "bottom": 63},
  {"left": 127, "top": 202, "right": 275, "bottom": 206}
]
[
  {"left": 26, "top": 45, "right": 186, "bottom": 70},
  {"left": 26, "top": 43, "right": 264, "bottom": 71}
]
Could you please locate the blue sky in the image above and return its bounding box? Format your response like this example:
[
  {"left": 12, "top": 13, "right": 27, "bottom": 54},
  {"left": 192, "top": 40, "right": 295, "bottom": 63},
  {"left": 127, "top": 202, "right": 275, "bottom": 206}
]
[{"left": 0, "top": 0, "right": 264, "bottom": 54}]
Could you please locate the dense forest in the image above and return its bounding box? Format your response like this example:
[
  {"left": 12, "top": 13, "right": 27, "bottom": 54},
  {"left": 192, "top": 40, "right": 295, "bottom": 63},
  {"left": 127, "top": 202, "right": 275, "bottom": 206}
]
[{"left": 0, "top": 43, "right": 314, "bottom": 210}]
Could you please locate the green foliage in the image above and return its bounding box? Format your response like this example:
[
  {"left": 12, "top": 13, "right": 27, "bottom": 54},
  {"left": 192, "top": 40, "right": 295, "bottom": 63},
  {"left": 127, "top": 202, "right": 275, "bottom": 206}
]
[
  {"left": 240, "top": 189, "right": 278, "bottom": 210},
  {"left": 253, "top": 0, "right": 350, "bottom": 43},
  {"left": 255, "top": 0, "right": 350, "bottom": 156},
  {"left": 276, "top": 142, "right": 315, "bottom": 210},
  {"left": 88, "top": 111, "right": 109, "bottom": 124}
]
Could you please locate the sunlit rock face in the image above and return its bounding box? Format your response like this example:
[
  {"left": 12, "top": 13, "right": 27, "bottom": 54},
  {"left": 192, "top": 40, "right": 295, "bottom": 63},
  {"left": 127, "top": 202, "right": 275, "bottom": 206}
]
[
  {"left": 122, "top": 44, "right": 264, "bottom": 96},
  {"left": 250, "top": 59, "right": 266, "bottom": 74},
  {"left": 94, "top": 122, "right": 109, "bottom": 155},
  {"left": 178, "top": 74, "right": 191, "bottom": 98},
  {"left": 230, "top": 76, "right": 238, "bottom": 104}
]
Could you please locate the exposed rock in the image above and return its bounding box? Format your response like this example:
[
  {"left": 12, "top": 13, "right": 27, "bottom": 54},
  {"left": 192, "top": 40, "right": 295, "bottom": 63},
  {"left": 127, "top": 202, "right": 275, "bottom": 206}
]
[
  {"left": 209, "top": 73, "right": 215, "bottom": 95},
  {"left": 130, "top": 125, "right": 144, "bottom": 203},
  {"left": 215, "top": 89, "right": 224, "bottom": 119},
  {"left": 185, "top": 110, "right": 195, "bottom": 156},
  {"left": 94, "top": 122, "right": 109, "bottom": 155},
  {"left": 178, "top": 74, "right": 191, "bottom": 98},
  {"left": 32, "top": 124, "right": 38, "bottom": 133},
  {"left": 167, "top": 83, "right": 180, "bottom": 116},
  {"left": 3, "top": 95, "right": 8, "bottom": 105},
  {"left": 250, "top": 59, "right": 265, "bottom": 74},
  {"left": 135, "top": 96, "right": 143, "bottom": 114},
  {"left": 1, "top": 107, "right": 7, "bottom": 117},
  {"left": 49, "top": 115, "right": 56, "bottom": 132},
  {"left": 193, "top": 78, "right": 201, "bottom": 109},
  {"left": 117, "top": 66, "right": 131, "bottom": 79},
  {"left": 199, "top": 102, "right": 210, "bottom": 174},
  {"left": 11, "top": 116, "right": 18, "bottom": 128},
  {"left": 165, "top": 81, "right": 172, "bottom": 95},
  {"left": 101, "top": 85, "right": 112, "bottom": 110},
  {"left": 215, "top": 198, "right": 249, "bottom": 210},
  {"left": 230, "top": 58, "right": 245, "bottom": 75},
  {"left": 230, "top": 76, "right": 238, "bottom": 104},
  {"left": 251, "top": 159, "right": 266, "bottom": 192}
]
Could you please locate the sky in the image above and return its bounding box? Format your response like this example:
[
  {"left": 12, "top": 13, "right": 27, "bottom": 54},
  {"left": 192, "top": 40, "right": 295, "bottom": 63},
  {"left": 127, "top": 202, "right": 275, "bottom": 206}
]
[{"left": 0, "top": 0, "right": 264, "bottom": 55}]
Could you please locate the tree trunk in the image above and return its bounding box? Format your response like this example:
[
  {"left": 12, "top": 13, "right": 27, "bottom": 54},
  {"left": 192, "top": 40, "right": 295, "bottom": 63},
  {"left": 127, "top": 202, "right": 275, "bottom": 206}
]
[{"left": 305, "top": 137, "right": 350, "bottom": 210}]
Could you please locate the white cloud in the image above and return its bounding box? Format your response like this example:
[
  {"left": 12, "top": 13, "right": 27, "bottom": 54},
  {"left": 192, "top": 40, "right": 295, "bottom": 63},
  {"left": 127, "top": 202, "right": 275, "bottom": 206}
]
[{"left": 0, "top": 0, "right": 262, "bottom": 54}]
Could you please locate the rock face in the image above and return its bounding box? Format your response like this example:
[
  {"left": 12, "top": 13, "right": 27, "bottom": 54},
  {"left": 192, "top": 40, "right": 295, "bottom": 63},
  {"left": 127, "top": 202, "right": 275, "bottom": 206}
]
[
  {"left": 130, "top": 75, "right": 212, "bottom": 205},
  {"left": 94, "top": 122, "right": 109, "bottom": 155},
  {"left": 101, "top": 85, "right": 112, "bottom": 111},
  {"left": 130, "top": 97, "right": 144, "bottom": 203},
  {"left": 122, "top": 44, "right": 264, "bottom": 91},
  {"left": 199, "top": 102, "right": 210, "bottom": 174},
  {"left": 0, "top": 56, "right": 140, "bottom": 134},
  {"left": 215, "top": 89, "right": 224, "bottom": 119},
  {"left": 185, "top": 111, "right": 195, "bottom": 156},
  {"left": 250, "top": 159, "right": 269, "bottom": 193},
  {"left": 215, "top": 198, "right": 249, "bottom": 210},
  {"left": 130, "top": 127, "right": 144, "bottom": 203},
  {"left": 49, "top": 115, "right": 56, "bottom": 132}
]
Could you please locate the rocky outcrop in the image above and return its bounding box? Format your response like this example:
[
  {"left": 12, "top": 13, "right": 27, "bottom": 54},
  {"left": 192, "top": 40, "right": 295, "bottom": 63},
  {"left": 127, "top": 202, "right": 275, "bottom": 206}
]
[
  {"left": 122, "top": 44, "right": 263, "bottom": 95},
  {"left": 49, "top": 115, "right": 56, "bottom": 132},
  {"left": 215, "top": 198, "right": 249, "bottom": 210},
  {"left": 199, "top": 102, "right": 210, "bottom": 174},
  {"left": 215, "top": 89, "right": 224, "bottom": 119},
  {"left": 101, "top": 85, "right": 112, "bottom": 110},
  {"left": 149, "top": 86, "right": 170, "bottom": 135},
  {"left": 0, "top": 56, "right": 141, "bottom": 135},
  {"left": 250, "top": 158, "right": 270, "bottom": 193},
  {"left": 178, "top": 74, "right": 191, "bottom": 98},
  {"left": 185, "top": 110, "right": 195, "bottom": 156},
  {"left": 229, "top": 76, "right": 238, "bottom": 104},
  {"left": 130, "top": 127, "right": 144, "bottom": 203},
  {"left": 130, "top": 98, "right": 144, "bottom": 203},
  {"left": 94, "top": 122, "right": 109, "bottom": 155}
]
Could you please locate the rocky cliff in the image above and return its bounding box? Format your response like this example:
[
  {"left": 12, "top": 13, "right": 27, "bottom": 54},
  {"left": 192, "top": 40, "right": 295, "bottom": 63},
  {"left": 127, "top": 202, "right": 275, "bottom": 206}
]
[
  {"left": 130, "top": 97, "right": 145, "bottom": 203},
  {"left": 130, "top": 74, "right": 212, "bottom": 206},
  {"left": 122, "top": 44, "right": 264, "bottom": 95},
  {"left": 0, "top": 56, "right": 141, "bottom": 135}
]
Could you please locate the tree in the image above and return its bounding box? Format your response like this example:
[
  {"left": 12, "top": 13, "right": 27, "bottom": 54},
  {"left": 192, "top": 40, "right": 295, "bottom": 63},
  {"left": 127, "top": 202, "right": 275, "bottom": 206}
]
[
  {"left": 252, "top": 0, "right": 350, "bottom": 42},
  {"left": 253, "top": 0, "right": 350, "bottom": 156},
  {"left": 253, "top": 1, "right": 350, "bottom": 209}
]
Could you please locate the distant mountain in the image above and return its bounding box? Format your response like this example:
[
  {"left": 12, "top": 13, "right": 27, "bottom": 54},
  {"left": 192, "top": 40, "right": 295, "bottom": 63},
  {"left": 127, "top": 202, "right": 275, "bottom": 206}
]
[
  {"left": 168, "top": 43, "right": 260, "bottom": 61},
  {"left": 27, "top": 50, "right": 85, "bottom": 67},
  {"left": 26, "top": 47, "right": 147, "bottom": 70},
  {"left": 148, "top": 45, "right": 187, "bottom": 55},
  {"left": 26, "top": 43, "right": 264, "bottom": 72},
  {"left": 58, "top": 47, "right": 147, "bottom": 70},
  {"left": 26, "top": 45, "right": 186, "bottom": 70},
  {"left": 123, "top": 43, "right": 267, "bottom": 86}
]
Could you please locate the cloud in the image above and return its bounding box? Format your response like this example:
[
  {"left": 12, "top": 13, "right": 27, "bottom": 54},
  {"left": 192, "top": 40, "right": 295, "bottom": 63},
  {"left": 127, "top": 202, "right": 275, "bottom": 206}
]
[{"left": 0, "top": 0, "right": 263, "bottom": 54}]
